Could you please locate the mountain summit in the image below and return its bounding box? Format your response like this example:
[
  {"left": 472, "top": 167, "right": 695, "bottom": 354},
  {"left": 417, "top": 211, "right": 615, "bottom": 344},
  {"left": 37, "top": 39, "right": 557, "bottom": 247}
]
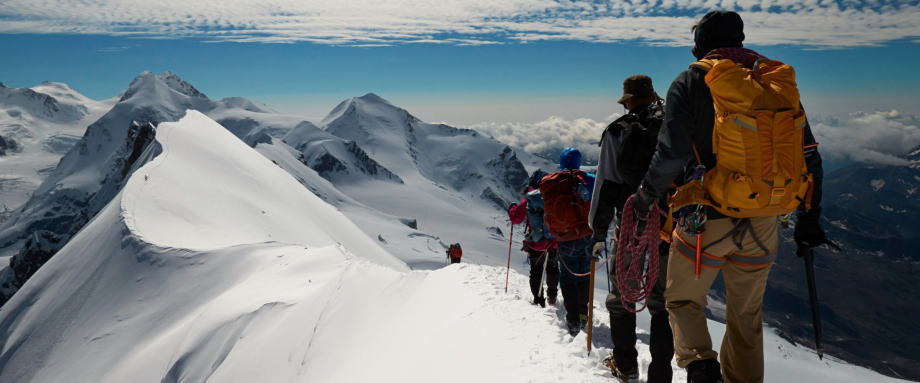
[{"left": 321, "top": 93, "right": 528, "bottom": 207}]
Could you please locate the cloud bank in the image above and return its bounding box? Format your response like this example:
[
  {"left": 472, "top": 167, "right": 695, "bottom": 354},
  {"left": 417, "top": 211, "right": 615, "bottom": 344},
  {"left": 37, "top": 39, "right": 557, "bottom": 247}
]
[
  {"left": 812, "top": 110, "right": 920, "bottom": 166},
  {"left": 0, "top": 1, "right": 917, "bottom": 47},
  {"left": 467, "top": 115, "right": 616, "bottom": 162},
  {"left": 471, "top": 110, "right": 920, "bottom": 167}
]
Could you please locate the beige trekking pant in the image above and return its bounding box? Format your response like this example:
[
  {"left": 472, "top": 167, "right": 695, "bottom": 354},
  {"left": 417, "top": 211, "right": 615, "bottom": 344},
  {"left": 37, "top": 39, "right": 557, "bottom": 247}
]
[{"left": 665, "top": 216, "right": 778, "bottom": 383}]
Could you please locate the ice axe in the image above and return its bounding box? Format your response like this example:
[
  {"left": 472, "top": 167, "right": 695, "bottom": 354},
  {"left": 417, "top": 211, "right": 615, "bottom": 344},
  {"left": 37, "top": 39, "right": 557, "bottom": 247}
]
[
  {"left": 504, "top": 224, "right": 513, "bottom": 293},
  {"left": 586, "top": 256, "right": 596, "bottom": 353},
  {"left": 797, "top": 240, "right": 838, "bottom": 360}
]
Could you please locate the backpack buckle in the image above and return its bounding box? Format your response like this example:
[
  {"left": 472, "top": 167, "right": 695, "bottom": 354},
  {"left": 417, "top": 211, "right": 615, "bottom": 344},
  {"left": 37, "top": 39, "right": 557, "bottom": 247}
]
[{"left": 769, "top": 188, "right": 786, "bottom": 205}]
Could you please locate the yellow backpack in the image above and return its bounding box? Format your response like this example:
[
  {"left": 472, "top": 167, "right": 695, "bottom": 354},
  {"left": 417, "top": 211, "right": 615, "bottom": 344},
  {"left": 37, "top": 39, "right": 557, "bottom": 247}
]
[{"left": 669, "top": 58, "right": 813, "bottom": 218}]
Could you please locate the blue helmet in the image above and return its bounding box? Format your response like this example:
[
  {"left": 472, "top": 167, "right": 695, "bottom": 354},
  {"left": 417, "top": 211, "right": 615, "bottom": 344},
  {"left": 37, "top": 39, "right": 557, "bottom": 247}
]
[{"left": 559, "top": 147, "right": 582, "bottom": 170}]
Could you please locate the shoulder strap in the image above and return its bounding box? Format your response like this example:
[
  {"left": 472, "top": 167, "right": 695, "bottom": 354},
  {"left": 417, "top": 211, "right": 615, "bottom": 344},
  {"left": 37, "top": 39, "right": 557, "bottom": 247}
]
[
  {"left": 690, "top": 59, "right": 715, "bottom": 72},
  {"left": 690, "top": 144, "right": 703, "bottom": 166}
]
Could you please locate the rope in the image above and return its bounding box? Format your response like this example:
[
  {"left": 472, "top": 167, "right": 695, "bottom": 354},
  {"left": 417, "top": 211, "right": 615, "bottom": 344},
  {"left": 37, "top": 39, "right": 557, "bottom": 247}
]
[{"left": 614, "top": 194, "right": 662, "bottom": 313}]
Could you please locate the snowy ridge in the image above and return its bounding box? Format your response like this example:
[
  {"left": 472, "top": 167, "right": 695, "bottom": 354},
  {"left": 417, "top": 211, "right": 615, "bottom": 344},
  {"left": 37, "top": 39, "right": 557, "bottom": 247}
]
[{"left": 119, "top": 111, "right": 402, "bottom": 263}]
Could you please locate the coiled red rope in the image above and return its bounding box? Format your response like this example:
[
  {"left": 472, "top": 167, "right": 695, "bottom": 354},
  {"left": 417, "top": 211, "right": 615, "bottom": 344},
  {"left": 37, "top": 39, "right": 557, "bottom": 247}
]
[{"left": 614, "top": 194, "right": 662, "bottom": 313}]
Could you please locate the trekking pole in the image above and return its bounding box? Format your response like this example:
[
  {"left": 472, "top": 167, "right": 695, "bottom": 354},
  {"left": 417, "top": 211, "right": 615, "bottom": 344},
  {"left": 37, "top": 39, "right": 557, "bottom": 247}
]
[
  {"left": 604, "top": 242, "right": 612, "bottom": 293},
  {"left": 586, "top": 256, "right": 597, "bottom": 353},
  {"left": 801, "top": 246, "right": 824, "bottom": 359},
  {"left": 504, "top": 225, "right": 514, "bottom": 293},
  {"left": 538, "top": 251, "right": 549, "bottom": 303}
]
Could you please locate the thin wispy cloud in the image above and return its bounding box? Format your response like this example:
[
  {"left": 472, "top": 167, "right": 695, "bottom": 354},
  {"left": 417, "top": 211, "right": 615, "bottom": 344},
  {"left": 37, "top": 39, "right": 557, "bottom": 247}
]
[{"left": 0, "top": 1, "right": 916, "bottom": 47}]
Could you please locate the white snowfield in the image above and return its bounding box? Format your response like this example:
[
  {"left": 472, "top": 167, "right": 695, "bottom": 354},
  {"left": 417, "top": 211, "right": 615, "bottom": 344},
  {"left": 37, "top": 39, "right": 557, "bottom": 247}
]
[
  {"left": 0, "top": 82, "right": 116, "bottom": 211},
  {"left": 0, "top": 111, "right": 905, "bottom": 382}
]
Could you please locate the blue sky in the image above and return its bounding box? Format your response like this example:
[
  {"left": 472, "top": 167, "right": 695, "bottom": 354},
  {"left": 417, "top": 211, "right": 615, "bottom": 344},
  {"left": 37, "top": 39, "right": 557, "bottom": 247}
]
[
  {"left": 1, "top": 0, "right": 918, "bottom": 162},
  {"left": 2, "top": 33, "right": 917, "bottom": 125}
]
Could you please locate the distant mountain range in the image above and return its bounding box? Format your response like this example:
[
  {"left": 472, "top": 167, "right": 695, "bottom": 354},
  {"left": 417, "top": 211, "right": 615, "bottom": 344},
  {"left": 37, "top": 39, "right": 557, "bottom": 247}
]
[
  {"left": 0, "top": 72, "right": 552, "bottom": 307},
  {"left": 0, "top": 81, "right": 116, "bottom": 211}
]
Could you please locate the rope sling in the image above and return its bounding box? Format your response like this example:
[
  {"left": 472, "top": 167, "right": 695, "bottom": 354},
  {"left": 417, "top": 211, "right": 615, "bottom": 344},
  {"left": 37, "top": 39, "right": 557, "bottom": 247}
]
[{"left": 613, "top": 194, "right": 662, "bottom": 313}]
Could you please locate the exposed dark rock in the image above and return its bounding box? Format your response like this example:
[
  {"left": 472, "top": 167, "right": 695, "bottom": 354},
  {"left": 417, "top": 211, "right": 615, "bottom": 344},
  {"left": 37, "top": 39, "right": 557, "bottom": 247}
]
[
  {"left": 0, "top": 230, "right": 65, "bottom": 306},
  {"left": 398, "top": 218, "right": 418, "bottom": 230},
  {"left": 122, "top": 122, "right": 156, "bottom": 177},
  {"left": 480, "top": 187, "right": 508, "bottom": 210},
  {"left": 0, "top": 135, "right": 21, "bottom": 156}
]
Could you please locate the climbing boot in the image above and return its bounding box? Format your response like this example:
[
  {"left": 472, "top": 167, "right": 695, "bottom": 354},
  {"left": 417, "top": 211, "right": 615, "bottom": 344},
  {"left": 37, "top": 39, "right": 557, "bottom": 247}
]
[
  {"left": 603, "top": 355, "right": 639, "bottom": 383},
  {"left": 687, "top": 359, "right": 722, "bottom": 383}
]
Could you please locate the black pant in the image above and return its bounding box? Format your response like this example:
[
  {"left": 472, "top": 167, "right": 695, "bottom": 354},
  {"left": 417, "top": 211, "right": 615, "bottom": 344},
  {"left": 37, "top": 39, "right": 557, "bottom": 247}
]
[
  {"left": 558, "top": 237, "right": 592, "bottom": 324},
  {"left": 527, "top": 248, "right": 559, "bottom": 301},
  {"left": 606, "top": 241, "right": 674, "bottom": 383}
]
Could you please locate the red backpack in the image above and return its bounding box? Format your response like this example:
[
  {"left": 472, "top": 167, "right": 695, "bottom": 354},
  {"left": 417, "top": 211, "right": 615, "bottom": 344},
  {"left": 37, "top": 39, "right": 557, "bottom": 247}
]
[
  {"left": 539, "top": 170, "right": 592, "bottom": 242},
  {"left": 449, "top": 244, "right": 462, "bottom": 259}
]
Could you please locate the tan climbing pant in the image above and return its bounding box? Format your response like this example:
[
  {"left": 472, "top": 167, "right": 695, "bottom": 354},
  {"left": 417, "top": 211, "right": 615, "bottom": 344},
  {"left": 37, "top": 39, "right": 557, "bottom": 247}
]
[{"left": 665, "top": 216, "right": 779, "bottom": 383}]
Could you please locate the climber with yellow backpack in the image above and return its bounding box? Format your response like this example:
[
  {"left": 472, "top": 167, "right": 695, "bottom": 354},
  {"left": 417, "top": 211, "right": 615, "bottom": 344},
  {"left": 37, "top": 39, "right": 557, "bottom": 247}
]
[{"left": 628, "top": 11, "right": 831, "bottom": 383}]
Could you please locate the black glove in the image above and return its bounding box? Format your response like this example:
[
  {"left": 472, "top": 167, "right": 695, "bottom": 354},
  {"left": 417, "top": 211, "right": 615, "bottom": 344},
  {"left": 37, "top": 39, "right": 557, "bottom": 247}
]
[
  {"left": 632, "top": 186, "right": 657, "bottom": 217},
  {"left": 794, "top": 208, "right": 838, "bottom": 256}
]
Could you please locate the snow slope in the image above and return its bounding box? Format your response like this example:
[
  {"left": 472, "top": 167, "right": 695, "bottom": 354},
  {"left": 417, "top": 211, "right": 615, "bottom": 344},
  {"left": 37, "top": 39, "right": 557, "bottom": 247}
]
[
  {"left": 0, "top": 82, "right": 116, "bottom": 211},
  {"left": 0, "top": 110, "right": 904, "bottom": 383}
]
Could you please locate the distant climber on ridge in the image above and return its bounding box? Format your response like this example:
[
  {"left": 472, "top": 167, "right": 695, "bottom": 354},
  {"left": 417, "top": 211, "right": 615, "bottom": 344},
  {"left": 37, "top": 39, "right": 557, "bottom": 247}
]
[{"left": 447, "top": 243, "right": 462, "bottom": 264}]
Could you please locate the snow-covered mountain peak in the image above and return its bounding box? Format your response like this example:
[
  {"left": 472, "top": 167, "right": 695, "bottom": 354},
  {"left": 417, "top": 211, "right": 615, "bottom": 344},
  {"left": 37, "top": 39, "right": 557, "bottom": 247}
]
[
  {"left": 120, "top": 71, "right": 209, "bottom": 104},
  {"left": 33, "top": 81, "right": 77, "bottom": 95},
  {"left": 356, "top": 92, "right": 391, "bottom": 105},
  {"left": 29, "top": 81, "right": 112, "bottom": 110},
  {"left": 0, "top": 83, "right": 88, "bottom": 122},
  {"left": 321, "top": 92, "right": 413, "bottom": 130}
]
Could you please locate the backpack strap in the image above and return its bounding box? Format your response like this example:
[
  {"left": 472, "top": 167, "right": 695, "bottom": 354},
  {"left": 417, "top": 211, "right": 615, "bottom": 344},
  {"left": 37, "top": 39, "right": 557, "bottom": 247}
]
[
  {"left": 690, "top": 59, "right": 716, "bottom": 72},
  {"left": 690, "top": 143, "right": 703, "bottom": 166},
  {"left": 686, "top": 61, "right": 710, "bottom": 166}
]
